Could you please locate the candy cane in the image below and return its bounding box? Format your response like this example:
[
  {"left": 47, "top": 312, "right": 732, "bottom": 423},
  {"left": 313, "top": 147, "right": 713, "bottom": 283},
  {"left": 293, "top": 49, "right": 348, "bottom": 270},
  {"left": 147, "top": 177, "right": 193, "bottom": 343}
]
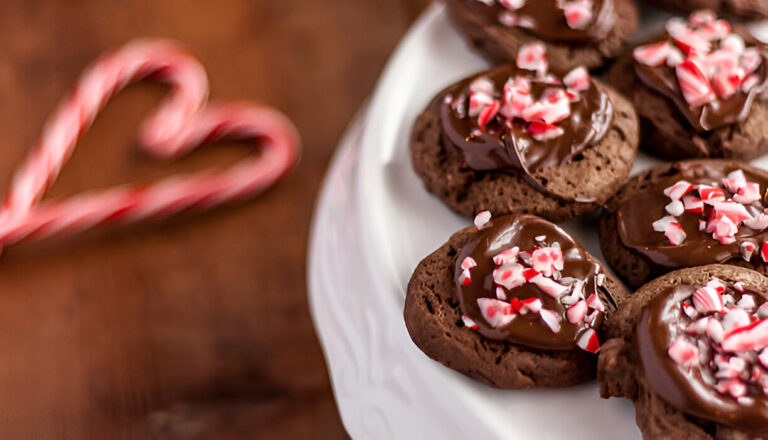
[{"left": 0, "top": 39, "right": 300, "bottom": 248}]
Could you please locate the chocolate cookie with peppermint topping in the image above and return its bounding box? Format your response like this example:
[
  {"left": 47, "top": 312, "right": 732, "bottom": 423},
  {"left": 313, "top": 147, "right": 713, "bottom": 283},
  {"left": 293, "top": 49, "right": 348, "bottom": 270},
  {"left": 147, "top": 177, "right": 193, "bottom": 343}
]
[
  {"left": 404, "top": 212, "right": 628, "bottom": 389},
  {"left": 644, "top": 0, "right": 768, "bottom": 20},
  {"left": 444, "top": 0, "right": 638, "bottom": 71},
  {"left": 411, "top": 43, "right": 639, "bottom": 222},
  {"left": 600, "top": 160, "right": 768, "bottom": 288},
  {"left": 608, "top": 10, "right": 768, "bottom": 161},
  {"left": 599, "top": 265, "right": 768, "bottom": 439}
]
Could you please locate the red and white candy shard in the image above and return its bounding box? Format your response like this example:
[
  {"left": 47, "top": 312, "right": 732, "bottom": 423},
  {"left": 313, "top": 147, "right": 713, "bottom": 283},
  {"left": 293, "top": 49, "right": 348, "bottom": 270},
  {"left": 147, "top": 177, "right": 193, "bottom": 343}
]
[
  {"left": 668, "top": 279, "right": 768, "bottom": 402},
  {"left": 493, "top": 263, "right": 526, "bottom": 290},
  {"left": 669, "top": 337, "right": 700, "bottom": 368},
  {"left": 477, "top": 298, "right": 518, "bottom": 328},
  {"left": 577, "top": 328, "right": 600, "bottom": 353},
  {"left": 528, "top": 122, "right": 564, "bottom": 141},
  {"left": 475, "top": 210, "right": 492, "bottom": 230},
  {"left": 516, "top": 42, "right": 548, "bottom": 74},
  {"left": 657, "top": 170, "right": 766, "bottom": 247},
  {"left": 530, "top": 274, "right": 569, "bottom": 298},
  {"left": 540, "top": 308, "right": 562, "bottom": 333},
  {"left": 563, "top": 67, "right": 590, "bottom": 92},
  {"left": 499, "top": 0, "right": 526, "bottom": 9},
  {"left": 493, "top": 247, "right": 519, "bottom": 265},
  {"left": 530, "top": 246, "right": 564, "bottom": 276},
  {"left": 645, "top": 10, "right": 765, "bottom": 113},
  {"left": 693, "top": 281, "right": 725, "bottom": 313},
  {"left": 562, "top": 1, "right": 592, "bottom": 30},
  {"left": 462, "top": 315, "right": 479, "bottom": 330},
  {"left": 567, "top": 300, "right": 588, "bottom": 323}
]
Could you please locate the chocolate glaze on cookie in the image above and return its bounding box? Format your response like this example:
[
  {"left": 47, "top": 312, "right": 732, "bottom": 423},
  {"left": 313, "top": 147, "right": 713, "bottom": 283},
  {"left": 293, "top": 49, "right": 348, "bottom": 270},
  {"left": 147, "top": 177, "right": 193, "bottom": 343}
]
[
  {"left": 617, "top": 162, "right": 768, "bottom": 270},
  {"left": 439, "top": 64, "right": 613, "bottom": 201},
  {"left": 442, "top": 65, "right": 613, "bottom": 173},
  {"left": 460, "top": 0, "right": 616, "bottom": 44},
  {"left": 634, "top": 36, "right": 768, "bottom": 133},
  {"left": 455, "top": 214, "right": 608, "bottom": 351},
  {"left": 637, "top": 282, "right": 768, "bottom": 435}
]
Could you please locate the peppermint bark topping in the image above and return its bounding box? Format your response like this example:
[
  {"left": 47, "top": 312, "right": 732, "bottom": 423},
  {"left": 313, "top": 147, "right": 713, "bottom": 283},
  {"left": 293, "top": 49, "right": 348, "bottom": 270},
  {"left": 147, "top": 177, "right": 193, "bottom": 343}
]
[
  {"left": 666, "top": 280, "right": 768, "bottom": 403},
  {"left": 653, "top": 169, "right": 768, "bottom": 252},
  {"left": 460, "top": 213, "right": 604, "bottom": 353},
  {"left": 458, "top": 44, "right": 592, "bottom": 143},
  {"left": 472, "top": 0, "right": 596, "bottom": 31},
  {"left": 632, "top": 10, "right": 766, "bottom": 129}
]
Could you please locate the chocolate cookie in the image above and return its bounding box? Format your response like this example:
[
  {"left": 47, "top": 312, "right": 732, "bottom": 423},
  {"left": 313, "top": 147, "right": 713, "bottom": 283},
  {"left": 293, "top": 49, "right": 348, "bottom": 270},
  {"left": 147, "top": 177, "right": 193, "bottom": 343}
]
[
  {"left": 644, "top": 0, "right": 768, "bottom": 20},
  {"left": 410, "top": 46, "right": 639, "bottom": 223},
  {"left": 599, "top": 160, "right": 768, "bottom": 288},
  {"left": 607, "top": 10, "right": 768, "bottom": 161},
  {"left": 598, "top": 265, "right": 768, "bottom": 439},
  {"left": 404, "top": 213, "right": 628, "bottom": 389},
  {"left": 444, "top": 0, "right": 638, "bottom": 71}
]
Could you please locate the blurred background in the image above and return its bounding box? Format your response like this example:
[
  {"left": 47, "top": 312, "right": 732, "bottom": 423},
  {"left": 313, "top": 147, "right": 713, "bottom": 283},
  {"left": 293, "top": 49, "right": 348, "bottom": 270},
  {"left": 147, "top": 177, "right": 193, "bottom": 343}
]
[{"left": 0, "top": 0, "right": 429, "bottom": 437}]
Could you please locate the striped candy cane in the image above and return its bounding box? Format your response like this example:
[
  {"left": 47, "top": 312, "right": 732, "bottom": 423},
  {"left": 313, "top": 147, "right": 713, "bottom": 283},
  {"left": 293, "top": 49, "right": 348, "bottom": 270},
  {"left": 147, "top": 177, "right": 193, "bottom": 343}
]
[{"left": 0, "top": 39, "right": 300, "bottom": 248}]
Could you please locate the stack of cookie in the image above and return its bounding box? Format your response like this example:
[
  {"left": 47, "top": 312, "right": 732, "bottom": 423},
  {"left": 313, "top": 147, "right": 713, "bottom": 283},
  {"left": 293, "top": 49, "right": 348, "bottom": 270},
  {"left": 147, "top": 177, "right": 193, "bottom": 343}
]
[{"left": 405, "top": 3, "right": 768, "bottom": 438}]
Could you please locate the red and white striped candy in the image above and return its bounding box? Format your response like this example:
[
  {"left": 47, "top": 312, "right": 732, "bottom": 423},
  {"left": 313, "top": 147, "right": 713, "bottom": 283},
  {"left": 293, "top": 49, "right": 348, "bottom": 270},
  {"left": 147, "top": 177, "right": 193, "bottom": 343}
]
[
  {"left": 528, "top": 122, "right": 564, "bottom": 141},
  {"left": 498, "top": 12, "right": 536, "bottom": 29},
  {"left": 462, "top": 315, "right": 479, "bottom": 330},
  {"left": 562, "top": 1, "right": 592, "bottom": 30},
  {"left": 713, "top": 67, "right": 745, "bottom": 99},
  {"left": 563, "top": 66, "right": 590, "bottom": 92},
  {"left": 459, "top": 268, "right": 472, "bottom": 286},
  {"left": 567, "top": 300, "right": 588, "bottom": 323},
  {"left": 664, "top": 181, "right": 694, "bottom": 200},
  {"left": 0, "top": 40, "right": 300, "bottom": 248},
  {"left": 516, "top": 42, "right": 548, "bottom": 74},
  {"left": 493, "top": 247, "right": 519, "bottom": 266},
  {"left": 664, "top": 220, "right": 687, "bottom": 245},
  {"left": 499, "top": 0, "right": 526, "bottom": 9},
  {"left": 577, "top": 328, "right": 600, "bottom": 353},
  {"left": 477, "top": 298, "right": 518, "bottom": 328},
  {"left": 762, "top": 241, "right": 768, "bottom": 263},
  {"left": 710, "top": 201, "right": 753, "bottom": 225},
  {"left": 522, "top": 297, "right": 542, "bottom": 314},
  {"left": 493, "top": 263, "right": 526, "bottom": 290},
  {"left": 676, "top": 58, "right": 716, "bottom": 107},
  {"left": 475, "top": 210, "right": 492, "bottom": 230},
  {"left": 477, "top": 99, "right": 501, "bottom": 127},
  {"left": 530, "top": 246, "right": 564, "bottom": 276},
  {"left": 683, "top": 194, "right": 704, "bottom": 214},
  {"left": 699, "top": 20, "right": 731, "bottom": 41},
  {"left": 689, "top": 9, "right": 716, "bottom": 27},
  {"left": 693, "top": 283, "right": 725, "bottom": 313},
  {"left": 633, "top": 41, "right": 671, "bottom": 67},
  {"left": 539, "top": 308, "right": 562, "bottom": 333},
  {"left": 698, "top": 185, "right": 725, "bottom": 202},
  {"left": 722, "top": 169, "right": 746, "bottom": 192},
  {"left": 586, "top": 293, "right": 605, "bottom": 312},
  {"left": 734, "top": 182, "right": 761, "bottom": 204},
  {"left": 740, "top": 241, "right": 756, "bottom": 261},
  {"left": 722, "top": 307, "right": 751, "bottom": 334},
  {"left": 461, "top": 257, "right": 478, "bottom": 270},
  {"left": 670, "top": 24, "right": 712, "bottom": 55},
  {"left": 668, "top": 336, "right": 700, "bottom": 367},
  {"left": 708, "top": 317, "right": 725, "bottom": 343},
  {"left": 721, "top": 319, "right": 768, "bottom": 353},
  {"left": 530, "top": 274, "right": 569, "bottom": 298}
]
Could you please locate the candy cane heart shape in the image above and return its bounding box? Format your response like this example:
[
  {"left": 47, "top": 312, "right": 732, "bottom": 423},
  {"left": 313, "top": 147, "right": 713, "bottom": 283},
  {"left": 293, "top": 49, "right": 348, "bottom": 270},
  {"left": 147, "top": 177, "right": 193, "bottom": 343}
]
[{"left": 0, "top": 39, "right": 300, "bottom": 248}]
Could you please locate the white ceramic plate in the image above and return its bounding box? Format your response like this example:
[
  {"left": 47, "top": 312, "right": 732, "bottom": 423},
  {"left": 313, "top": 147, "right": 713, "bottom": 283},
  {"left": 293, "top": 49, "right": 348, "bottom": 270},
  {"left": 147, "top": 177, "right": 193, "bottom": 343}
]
[{"left": 310, "top": 4, "right": 768, "bottom": 439}]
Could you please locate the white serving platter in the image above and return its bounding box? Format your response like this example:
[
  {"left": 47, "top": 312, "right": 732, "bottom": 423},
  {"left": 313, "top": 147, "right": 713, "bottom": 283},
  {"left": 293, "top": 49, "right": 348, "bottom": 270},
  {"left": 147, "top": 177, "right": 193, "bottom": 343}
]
[{"left": 309, "top": 4, "right": 768, "bottom": 438}]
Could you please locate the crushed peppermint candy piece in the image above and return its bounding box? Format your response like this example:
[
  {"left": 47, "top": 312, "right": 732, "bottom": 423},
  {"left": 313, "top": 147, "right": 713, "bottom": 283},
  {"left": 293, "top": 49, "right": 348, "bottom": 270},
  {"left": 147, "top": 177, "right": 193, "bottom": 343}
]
[
  {"left": 477, "top": 298, "right": 518, "bottom": 328},
  {"left": 474, "top": 210, "right": 492, "bottom": 230},
  {"left": 462, "top": 315, "right": 479, "bottom": 330},
  {"left": 516, "top": 42, "right": 548, "bottom": 74},
  {"left": 669, "top": 337, "right": 700, "bottom": 368},
  {"left": 577, "top": 328, "right": 600, "bottom": 353}
]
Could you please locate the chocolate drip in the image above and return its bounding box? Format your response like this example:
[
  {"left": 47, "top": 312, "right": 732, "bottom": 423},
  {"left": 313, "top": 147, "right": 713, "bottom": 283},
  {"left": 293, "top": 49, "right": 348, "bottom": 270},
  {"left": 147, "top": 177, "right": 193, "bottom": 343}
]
[
  {"left": 461, "top": 0, "right": 616, "bottom": 43},
  {"left": 617, "top": 162, "right": 768, "bottom": 269},
  {"left": 455, "top": 215, "right": 604, "bottom": 350},
  {"left": 637, "top": 285, "right": 768, "bottom": 435},
  {"left": 438, "top": 65, "right": 613, "bottom": 202}
]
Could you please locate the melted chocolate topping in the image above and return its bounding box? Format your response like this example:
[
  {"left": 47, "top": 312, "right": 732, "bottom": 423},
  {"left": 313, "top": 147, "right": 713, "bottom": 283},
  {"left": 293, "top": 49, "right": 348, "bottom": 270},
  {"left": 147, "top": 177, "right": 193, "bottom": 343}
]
[
  {"left": 637, "top": 284, "right": 768, "bottom": 435},
  {"left": 617, "top": 162, "right": 768, "bottom": 270},
  {"left": 462, "top": 0, "right": 616, "bottom": 43},
  {"left": 634, "top": 34, "right": 768, "bottom": 133},
  {"left": 438, "top": 65, "right": 613, "bottom": 200},
  {"left": 455, "top": 215, "right": 605, "bottom": 350}
]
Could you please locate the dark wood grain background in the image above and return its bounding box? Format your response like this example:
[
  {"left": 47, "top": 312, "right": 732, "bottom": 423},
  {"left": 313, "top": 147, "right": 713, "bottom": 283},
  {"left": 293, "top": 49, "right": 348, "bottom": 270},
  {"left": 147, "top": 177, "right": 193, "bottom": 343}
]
[{"left": 0, "top": 0, "right": 429, "bottom": 437}]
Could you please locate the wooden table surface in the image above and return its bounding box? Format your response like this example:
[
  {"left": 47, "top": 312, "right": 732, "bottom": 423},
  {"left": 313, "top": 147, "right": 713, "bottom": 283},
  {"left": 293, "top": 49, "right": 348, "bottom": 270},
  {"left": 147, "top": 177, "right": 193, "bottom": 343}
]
[{"left": 0, "top": 0, "right": 429, "bottom": 437}]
